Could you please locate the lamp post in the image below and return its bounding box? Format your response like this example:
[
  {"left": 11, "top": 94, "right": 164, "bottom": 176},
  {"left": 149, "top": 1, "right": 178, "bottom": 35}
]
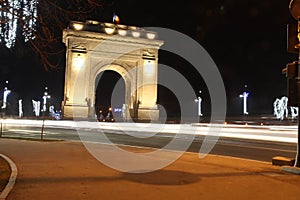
[
  {"left": 195, "top": 91, "right": 203, "bottom": 122},
  {"left": 239, "top": 91, "right": 249, "bottom": 115},
  {"left": 42, "top": 87, "right": 51, "bottom": 113},
  {"left": 289, "top": 0, "right": 300, "bottom": 167}
]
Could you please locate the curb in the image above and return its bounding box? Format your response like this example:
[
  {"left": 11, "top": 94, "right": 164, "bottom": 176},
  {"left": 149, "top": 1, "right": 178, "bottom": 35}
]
[
  {"left": 0, "top": 154, "right": 17, "bottom": 200},
  {"left": 282, "top": 165, "right": 300, "bottom": 175}
]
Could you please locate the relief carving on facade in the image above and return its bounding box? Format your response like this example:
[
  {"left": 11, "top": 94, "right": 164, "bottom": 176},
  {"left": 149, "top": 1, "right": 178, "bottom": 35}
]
[
  {"left": 71, "top": 42, "right": 87, "bottom": 51},
  {"left": 142, "top": 49, "right": 156, "bottom": 59}
]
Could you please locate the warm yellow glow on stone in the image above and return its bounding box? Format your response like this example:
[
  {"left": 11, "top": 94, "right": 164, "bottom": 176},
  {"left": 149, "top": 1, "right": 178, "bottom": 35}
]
[
  {"left": 86, "top": 20, "right": 100, "bottom": 25},
  {"left": 117, "top": 25, "right": 127, "bottom": 29},
  {"left": 73, "top": 23, "right": 84, "bottom": 30},
  {"left": 103, "top": 23, "right": 116, "bottom": 34},
  {"left": 131, "top": 31, "right": 141, "bottom": 38},
  {"left": 146, "top": 32, "right": 156, "bottom": 40},
  {"left": 104, "top": 23, "right": 115, "bottom": 27},
  {"left": 118, "top": 29, "right": 127, "bottom": 36},
  {"left": 129, "top": 26, "right": 137, "bottom": 30},
  {"left": 144, "top": 60, "right": 155, "bottom": 75},
  {"left": 73, "top": 54, "right": 85, "bottom": 70},
  {"left": 104, "top": 27, "right": 115, "bottom": 34}
]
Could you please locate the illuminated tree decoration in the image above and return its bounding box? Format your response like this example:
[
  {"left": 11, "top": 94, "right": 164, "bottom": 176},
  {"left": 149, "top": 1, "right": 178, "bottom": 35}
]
[
  {"left": 1, "top": 87, "right": 11, "bottom": 109},
  {"left": 18, "top": 99, "right": 23, "bottom": 117},
  {"left": 22, "top": 0, "right": 38, "bottom": 42},
  {"left": 273, "top": 96, "right": 298, "bottom": 120},
  {"left": 0, "top": 0, "right": 38, "bottom": 48},
  {"left": 273, "top": 96, "right": 288, "bottom": 120},
  {"left": 1, "top": 0, "right": 103, "bottom": 69},
  {"left": 32, "top": 99, "right": 40, "bottom": 117}
]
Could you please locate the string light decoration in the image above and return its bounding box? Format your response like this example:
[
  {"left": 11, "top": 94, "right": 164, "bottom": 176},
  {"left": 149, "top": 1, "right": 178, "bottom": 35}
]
[
  {"left": 0, "top": 0, "right": 103, "bottom": 70},
  {"left": 0, "top": 0, "right": 38, "bottom": 48}
]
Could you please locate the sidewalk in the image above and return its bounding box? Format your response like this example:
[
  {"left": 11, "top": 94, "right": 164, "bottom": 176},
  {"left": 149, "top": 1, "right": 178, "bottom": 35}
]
[{"left": 0, "top": 138, "right": 299, "bottom": 200}]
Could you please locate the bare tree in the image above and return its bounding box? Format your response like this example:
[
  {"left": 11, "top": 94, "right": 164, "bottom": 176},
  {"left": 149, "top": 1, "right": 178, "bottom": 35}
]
[{"left": 0, "top": 0, "right": 105, "bottom": 70}]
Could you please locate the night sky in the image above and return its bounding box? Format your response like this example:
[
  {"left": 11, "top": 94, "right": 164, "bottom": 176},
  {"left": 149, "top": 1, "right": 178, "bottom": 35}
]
[
  {"left": 109, "top": 0, "right": 298, "bottom": 115},
  {"left": 0, "top": 0, "right": 298, "bottom": 117}
]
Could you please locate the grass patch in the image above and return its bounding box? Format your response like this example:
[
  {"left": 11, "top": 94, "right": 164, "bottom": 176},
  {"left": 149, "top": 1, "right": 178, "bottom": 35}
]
[{"left": 0, "top": 156, "right": 11, "bottom": 193}]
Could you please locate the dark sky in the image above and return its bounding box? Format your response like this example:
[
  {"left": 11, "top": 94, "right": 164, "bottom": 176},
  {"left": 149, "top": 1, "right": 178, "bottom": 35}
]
[
  {"left": 108, "top": 0, "right": 298, "bottom": 115},
  {"left": 0, "top": 0, "right": 298, "bottom": 116}
]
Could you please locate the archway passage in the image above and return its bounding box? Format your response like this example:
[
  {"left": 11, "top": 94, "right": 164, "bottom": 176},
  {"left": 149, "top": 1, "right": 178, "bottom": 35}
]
[{"left": 95, "top": 70, "right": 125, "bottom": 121}]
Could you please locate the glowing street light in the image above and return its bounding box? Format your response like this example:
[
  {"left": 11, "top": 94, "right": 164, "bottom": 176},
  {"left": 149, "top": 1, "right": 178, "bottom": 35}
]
[
  {"left": 42, "top": 87, "right": 51, "bottom": 112},
  {"left": 239, "top": 91, "right": 249, "bottom": 115},
  {"left": 195, "top": 91, "right": 203, "bottom": 117},
  {"left": 1, "top": 81, "right": 11, "bottom": 109}
]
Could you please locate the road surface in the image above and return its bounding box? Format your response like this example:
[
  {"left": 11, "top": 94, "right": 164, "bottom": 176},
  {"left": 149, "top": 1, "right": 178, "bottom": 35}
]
[{"left": 0, "top": 119, "right": 297, "bottom": 162}]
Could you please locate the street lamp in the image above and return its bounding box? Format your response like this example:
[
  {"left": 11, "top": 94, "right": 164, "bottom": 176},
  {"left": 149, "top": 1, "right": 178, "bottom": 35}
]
[
  {"left": 289, "top": 0, "right": 300, "bottom": 168},
  {"left": 195, "top": 91, "right": 203, "bottom": 119},
  {"left": 239, "top": 91, "right": 249, "bottom": 115},
  {"left": 42, "top": 87, "right": 51, "bottom": 113}
]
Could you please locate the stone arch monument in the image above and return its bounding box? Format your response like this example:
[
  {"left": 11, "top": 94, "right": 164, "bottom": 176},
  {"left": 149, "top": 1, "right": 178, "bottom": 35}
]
[{"left": 62, "top": 20, "right": 164, "bottom": 121}]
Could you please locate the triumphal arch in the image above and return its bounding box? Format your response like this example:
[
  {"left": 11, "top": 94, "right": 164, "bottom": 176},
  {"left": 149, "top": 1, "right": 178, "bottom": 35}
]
[{"left": 62, "top": 20, "right": 164, "bottom": 121}]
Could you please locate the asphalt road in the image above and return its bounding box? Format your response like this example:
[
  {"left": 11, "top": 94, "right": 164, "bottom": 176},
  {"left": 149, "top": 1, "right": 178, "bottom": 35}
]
[{"left": 0, "top": 121, "right": 297, "bottom": 163}]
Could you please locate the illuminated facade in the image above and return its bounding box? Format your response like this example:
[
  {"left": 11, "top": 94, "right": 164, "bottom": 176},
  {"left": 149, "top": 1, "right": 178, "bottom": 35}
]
[{"left": 62, "top": 21, "right": 164, "bottom": 121}]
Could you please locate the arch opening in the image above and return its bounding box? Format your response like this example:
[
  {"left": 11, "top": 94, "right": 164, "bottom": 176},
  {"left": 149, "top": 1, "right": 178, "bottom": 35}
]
[{"left": 95, "top": 70, "right": 125, "bottom": 122}]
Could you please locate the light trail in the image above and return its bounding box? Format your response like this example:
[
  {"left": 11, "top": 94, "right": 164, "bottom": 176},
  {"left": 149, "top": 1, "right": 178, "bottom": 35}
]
[{"left": 0, "top": 119, "right": 297, "bottom": 143}]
